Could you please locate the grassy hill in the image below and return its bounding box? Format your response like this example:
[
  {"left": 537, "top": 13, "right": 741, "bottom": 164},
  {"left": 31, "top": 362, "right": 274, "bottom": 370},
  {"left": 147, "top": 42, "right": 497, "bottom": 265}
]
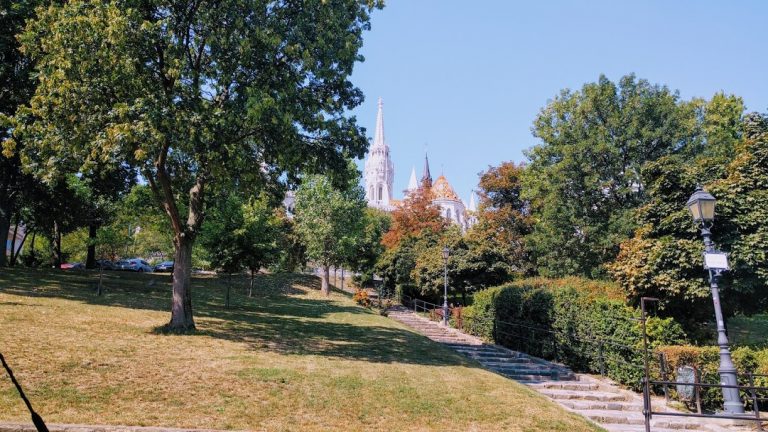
[{"left": 0, "top": 268, "right": 601, "bottom": 431}]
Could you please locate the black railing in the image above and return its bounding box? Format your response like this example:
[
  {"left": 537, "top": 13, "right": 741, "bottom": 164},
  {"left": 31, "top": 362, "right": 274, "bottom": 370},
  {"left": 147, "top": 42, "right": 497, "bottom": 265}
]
[
  {"left": 642, "top": 378, "right": 767, "bottom": 431},
  {"left": 400, "top": 295, "right": 448, "bottom": 322}
]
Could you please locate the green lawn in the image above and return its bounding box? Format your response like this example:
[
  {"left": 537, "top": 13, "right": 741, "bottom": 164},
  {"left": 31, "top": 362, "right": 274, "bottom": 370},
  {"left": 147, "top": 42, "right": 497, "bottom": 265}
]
[
  {"left": 0, "top": 268, "right": 601, "bottom": 431},
  {"left": 721, "top": 313, "right": 768, "bottom": 347}
]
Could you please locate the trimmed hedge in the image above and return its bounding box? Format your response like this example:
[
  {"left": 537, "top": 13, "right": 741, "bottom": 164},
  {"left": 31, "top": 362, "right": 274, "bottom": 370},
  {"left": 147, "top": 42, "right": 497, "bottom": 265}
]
[
  {"left": 656, "top": 345, "right": 768, "bottom": 411},
  {"left": 462, "top": 278, "right": 686, "bottom": 389}
]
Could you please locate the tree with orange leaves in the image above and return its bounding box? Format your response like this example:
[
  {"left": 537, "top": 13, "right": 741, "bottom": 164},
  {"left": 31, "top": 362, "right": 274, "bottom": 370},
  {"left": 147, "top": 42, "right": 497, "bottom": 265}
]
[{"left": 381, "top": 184, "right": 446, "bottom": 249}]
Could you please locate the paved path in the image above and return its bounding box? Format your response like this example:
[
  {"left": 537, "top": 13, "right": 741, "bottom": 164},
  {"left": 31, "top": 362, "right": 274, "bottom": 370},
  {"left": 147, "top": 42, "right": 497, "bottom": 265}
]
[{"left": 387, "top": 305, "right": 753, "bottom": 432}]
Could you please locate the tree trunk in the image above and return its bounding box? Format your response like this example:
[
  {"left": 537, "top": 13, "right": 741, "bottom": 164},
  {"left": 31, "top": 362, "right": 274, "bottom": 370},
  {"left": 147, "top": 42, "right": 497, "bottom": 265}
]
[
  {"left": 321, "top": 265, "right": 330, "bottom": 295},
  {"left": 86, "top": 223, "right": 98, "bottom": 269},
  {"left": 10, "top": 229, "right": 28, "bottom": 267},
  {"left": 249, "top": 269, "right": 255, "bottom": 297},
  {"left": 8, "top": 217, "right": 18, "bottom": 266},
  {"left": 51, "top": 222, "right": 62, "bottom": 269},
  {"left": 169, "top": 236, "right": 195, "bottom": 330},
  {"left": 0, "top": 208, "right": 10, "bottom": 267},
  {"left": 225, "top": 273, "right": 231, "bottom": 308},
  {"left": 341, "top": 268, "right": 344, "bottom": 291}
]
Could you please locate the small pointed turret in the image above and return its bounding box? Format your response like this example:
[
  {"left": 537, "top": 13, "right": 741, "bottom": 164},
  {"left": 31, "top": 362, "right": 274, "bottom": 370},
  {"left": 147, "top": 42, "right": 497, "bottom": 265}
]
[
  {"left": 468, "top": 191, "right": 477, "bottom": 212},
  {"left": 421, "top": 153, "right": 432, "bottom": 187},
  {"left": 407, "top": 166, "right": 418, "bottom": 192},
  {"left": 373, "top": 97, "right": 385, "bottom": 149}
]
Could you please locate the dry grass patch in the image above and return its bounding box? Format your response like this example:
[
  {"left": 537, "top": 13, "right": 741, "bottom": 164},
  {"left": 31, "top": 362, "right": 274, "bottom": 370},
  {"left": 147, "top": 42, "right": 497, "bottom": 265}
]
[{"left": 0, "top": 268, "right": 602, "bottom": 431}]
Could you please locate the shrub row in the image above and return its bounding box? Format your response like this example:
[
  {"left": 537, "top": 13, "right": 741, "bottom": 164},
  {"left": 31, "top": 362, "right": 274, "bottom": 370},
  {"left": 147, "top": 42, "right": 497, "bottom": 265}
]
[
  {"left": 462, "top": 278, "right": 686, "bottom": 389},
  {"left": 655, "top": 345, "right": 768, "bottom": 411}
]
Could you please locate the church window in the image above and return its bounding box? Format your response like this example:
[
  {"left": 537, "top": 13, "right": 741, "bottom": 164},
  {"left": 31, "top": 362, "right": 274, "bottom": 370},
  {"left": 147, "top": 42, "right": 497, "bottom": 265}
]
[
  {"left": 447, "top": 208, "right": 452, "bottom": 220},
  {"left": 378, "top": 185, "right": 383, "bottom": 201}
]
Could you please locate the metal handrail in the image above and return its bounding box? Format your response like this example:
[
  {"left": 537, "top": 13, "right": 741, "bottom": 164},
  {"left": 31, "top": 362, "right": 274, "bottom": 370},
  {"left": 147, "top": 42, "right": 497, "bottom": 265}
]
[{"left": 643, "top": 377, "right": 767, "bottom": 430}]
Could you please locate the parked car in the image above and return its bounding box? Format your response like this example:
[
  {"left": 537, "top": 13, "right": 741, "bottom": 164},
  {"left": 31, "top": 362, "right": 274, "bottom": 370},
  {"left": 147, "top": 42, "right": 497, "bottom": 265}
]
[
  {"left": 96, "top": 259, "right": 116, "bottom": 270},
  {"left": 153, "top": 261, "right": 174, "bottom": 273},
  {"left": 129, "top": 258, "right": 152, "bottom": 272},
  {"left": 61, "top": 262, "right": 84, "bottom": 270},
  {"left": 116, "top": 258, "right": 153, "bottom": 272}
]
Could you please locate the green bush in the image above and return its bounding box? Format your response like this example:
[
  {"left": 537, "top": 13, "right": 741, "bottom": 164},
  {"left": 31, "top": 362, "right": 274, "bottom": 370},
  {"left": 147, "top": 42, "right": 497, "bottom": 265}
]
[
  {"left": 462, "top": 277, "right": 686, "bottom": 389},
  {"left": 656, "top": 345, "right": 767, "bottom": 411}
]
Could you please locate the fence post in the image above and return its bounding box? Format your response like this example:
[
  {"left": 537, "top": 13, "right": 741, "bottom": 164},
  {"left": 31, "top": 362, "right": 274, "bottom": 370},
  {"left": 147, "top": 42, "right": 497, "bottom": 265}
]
[
  {"left": 642, "top": 376, "right": 652, "bottom": 432},
  {"left": 694, "top": 367, "right": 702, "bottom": 415},
  {"left": 748, "top": 373, "right": 763, "bottom": 431},
  {"left": 659, "top": 352, "right": 669, "bottom": 404},
  {"left": 598, "top": 342, "right": 605, "bottom": 377}
]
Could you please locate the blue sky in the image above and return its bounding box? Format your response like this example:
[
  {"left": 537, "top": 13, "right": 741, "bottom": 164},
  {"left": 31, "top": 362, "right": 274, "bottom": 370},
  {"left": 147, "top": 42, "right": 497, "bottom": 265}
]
[{"left": 349, "top": 0, "right": 768, "bottom": 204}]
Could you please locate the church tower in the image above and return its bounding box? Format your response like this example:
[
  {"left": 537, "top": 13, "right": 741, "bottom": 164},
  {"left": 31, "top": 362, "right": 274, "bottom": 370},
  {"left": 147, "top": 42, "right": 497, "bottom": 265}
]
[
  {"left": 364, "top": 98, "right": 395, "bottom": 210},
  {"left": 421, "top": 153, "right": 432, "bottom": 188}
]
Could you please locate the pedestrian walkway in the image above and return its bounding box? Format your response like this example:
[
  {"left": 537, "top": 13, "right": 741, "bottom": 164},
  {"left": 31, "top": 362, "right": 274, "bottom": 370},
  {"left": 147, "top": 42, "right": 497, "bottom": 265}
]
[{"left": 387, "top": 305, "right": 751, "bottom": 432}]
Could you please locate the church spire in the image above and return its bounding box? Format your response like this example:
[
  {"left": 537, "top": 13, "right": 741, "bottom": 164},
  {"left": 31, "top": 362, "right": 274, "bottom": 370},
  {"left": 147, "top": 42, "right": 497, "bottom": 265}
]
[
  {"left": 421, "top": 153, "right": 432, "bottom": 187},
  {"left": 373, "top": 97, "right": 385, "bottom": 149},
  {"left": 406, "top": 166, "right": 418, "bottom": 191},
  {"left": 363, "top": 97, "right": 394, "bottom": 210},
  {"left": 468, "top": 191, "right": 477, "bottom": 212}
]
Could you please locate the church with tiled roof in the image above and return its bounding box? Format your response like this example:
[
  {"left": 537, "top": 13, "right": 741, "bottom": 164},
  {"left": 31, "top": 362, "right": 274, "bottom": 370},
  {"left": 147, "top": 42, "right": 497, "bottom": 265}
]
[{"left": 363, "top": 98, "right": 477, "bottom": 231}]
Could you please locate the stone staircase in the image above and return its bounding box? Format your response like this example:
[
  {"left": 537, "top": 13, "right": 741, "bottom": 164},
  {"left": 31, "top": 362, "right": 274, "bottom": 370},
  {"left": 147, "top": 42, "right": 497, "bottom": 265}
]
[{"left": 387, "top": 306, "right": 753, "bottom": 432}]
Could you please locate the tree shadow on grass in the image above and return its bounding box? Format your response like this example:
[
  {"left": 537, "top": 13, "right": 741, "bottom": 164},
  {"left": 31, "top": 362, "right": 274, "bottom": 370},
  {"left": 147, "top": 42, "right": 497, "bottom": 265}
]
[{"left": 0, "top": 268, "right": 474, "bottom": 367}]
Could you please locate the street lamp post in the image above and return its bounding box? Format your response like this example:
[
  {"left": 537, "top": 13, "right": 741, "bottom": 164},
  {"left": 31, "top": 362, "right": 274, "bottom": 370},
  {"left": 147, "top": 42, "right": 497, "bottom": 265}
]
[
  {"left": 686, "top": 186, "right": 744, "bottom": 414},
  {"left": 442, "top": 247, "right": 450, "bottom": 326}
]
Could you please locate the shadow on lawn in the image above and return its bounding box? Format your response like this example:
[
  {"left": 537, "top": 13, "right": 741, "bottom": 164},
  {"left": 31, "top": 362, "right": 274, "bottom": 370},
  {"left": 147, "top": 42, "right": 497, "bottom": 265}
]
[{"left": 0, "top": 268, "right": 472, "bottom": 367}]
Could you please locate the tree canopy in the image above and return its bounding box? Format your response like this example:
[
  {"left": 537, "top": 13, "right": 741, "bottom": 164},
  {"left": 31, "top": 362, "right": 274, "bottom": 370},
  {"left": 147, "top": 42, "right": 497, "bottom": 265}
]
[
  {"left": 294, "top": 171, "right": 366, "bottom": 295},
  {"left": 523, "top": 74, "right": 703, "bottom": 278},
  {"left": 5, "top": 0, "right": 381, "bottom": 329}
]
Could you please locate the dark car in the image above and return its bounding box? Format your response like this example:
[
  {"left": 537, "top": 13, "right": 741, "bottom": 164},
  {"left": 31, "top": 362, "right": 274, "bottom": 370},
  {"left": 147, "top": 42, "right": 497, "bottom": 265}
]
[
  {"left": 96, "top": 259, "right": 116, "bottom": 270},
  {"left": 153, "top": 261, "right": 174, "bottom": 273},
  {"left": 115, "top": 260, "right": 131, "bottom": 271}
]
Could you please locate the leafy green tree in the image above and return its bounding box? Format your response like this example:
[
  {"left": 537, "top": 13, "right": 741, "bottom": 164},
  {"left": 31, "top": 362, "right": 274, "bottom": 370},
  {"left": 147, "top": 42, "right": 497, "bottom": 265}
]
[
  {"left": 0, "top": 0, "right": 48, "bottom": 266},
  {"left": 609, "top": 113, "right": 768, "bottom": 332},
  {"left": 523, "top": 74, "right": 702, "bottom": 278},
  {"left": 347, "top": 207, "right": 390, "bottom": 288},
  {"left": 294, "top": 173, "right": 366, "bottom": 295},
  {"left": 471, "top": 161, "right": 532, "bottom": 276},
  {"left": 273, "top": 212, "right": 307, "bottom": 273},
  {"left": 6, "top": 0, "right": 380, "bottom": 329},
  {"left": 82, "top": 167, "right": 137, "bottom": 268},
  {"left": 201, "top": 192, "right": 282, "bottom": 296}
]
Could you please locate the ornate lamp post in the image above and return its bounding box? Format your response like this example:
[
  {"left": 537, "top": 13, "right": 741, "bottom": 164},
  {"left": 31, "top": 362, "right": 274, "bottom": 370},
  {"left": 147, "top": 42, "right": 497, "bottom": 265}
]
[
  {"left": 686, "top": 186, "right": 744, "bottom": 414},
  {"left": 442, "top": 246, "right": 450, "bottom": 326}
]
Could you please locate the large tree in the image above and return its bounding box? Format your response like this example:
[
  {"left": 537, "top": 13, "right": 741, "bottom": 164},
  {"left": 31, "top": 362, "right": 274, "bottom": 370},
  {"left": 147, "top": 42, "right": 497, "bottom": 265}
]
[
  {"left": 609, "top": 112, "right": 768, "bottom": 331},
  {"left": 6, "top": 0, "right": 380, "bottom": 329},
  {"left": 523, "top": 74, "right": 701, "bottom": 278},
  {"left": 0, "top": 0, "right": 46, "bottom": 266},
  {"left": 294, "top": 172, "right": 366, "bottom": 295}
]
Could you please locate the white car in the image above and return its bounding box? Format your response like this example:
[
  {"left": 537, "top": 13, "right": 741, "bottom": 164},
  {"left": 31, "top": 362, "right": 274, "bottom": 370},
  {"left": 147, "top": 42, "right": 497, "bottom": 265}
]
[{"left": 122, "top": 258, "right": 153, "bottom": 272}]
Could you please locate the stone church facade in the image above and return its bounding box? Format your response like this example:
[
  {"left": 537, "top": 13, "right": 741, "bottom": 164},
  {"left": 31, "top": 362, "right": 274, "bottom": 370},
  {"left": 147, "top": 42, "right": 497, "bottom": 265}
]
[{"left": 363, "top": 98, "right": 477, "bottom": 231}]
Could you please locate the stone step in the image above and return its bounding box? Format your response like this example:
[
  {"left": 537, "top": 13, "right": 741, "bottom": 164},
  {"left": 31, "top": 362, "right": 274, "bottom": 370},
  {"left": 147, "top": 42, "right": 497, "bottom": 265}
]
[
  {"left": 581, "top": 410, "right": 710, "bottom": 430},
  {"left": 454, "top": 348, "right": 511, "bottom": 356},
  {"left": 541, "top": 389, "right": 628, "bottom": 402},
  {"left": 603, "top": 426, "right": 709, "bottom": 432},
  {"left": 464, "top": 357, "right": 532, "bottom": 364},
  {"left": 529, "top": 381, "right": 600, "bottom": 391},
  {"left": 557, "top": 399, "right": 642, "bottom": 411},
  {"left": 499, "top": 372, "right": 571, "bottom": 382}
]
